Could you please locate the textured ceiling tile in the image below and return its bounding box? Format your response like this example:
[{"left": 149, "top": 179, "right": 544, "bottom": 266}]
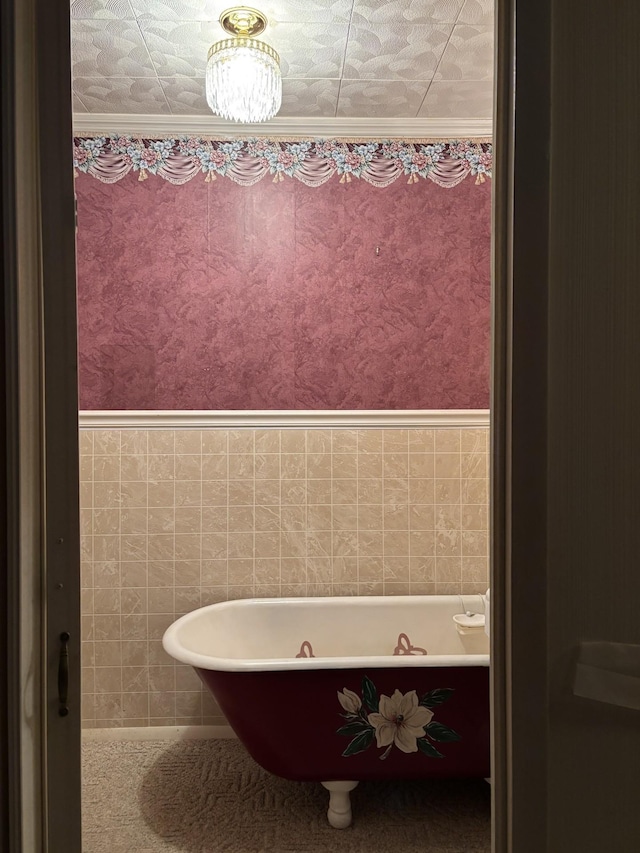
[
  {"left": 278, "top": 78, "right": 340, "bottom": 116},
  {"left": 73, "top": 77, "right": 172, "bottom": 113},
  {"left": 71, "top": 0, "right": 135, "bottom": 18},
  {"left": 131, "top": 0, "right": 352, "bottom": 24},
  {"left": 138, "top": 20, "right": 215, "bottom": 77},
  {"left": 71, "top": 20, "right": 156, "bottom": 77},
  {"left": 140, "top": 20, "right": 349, "bottom": 79},
  {"left": 73, "top": 94, "right": 89, "bottom": 113},
  {"left": 159, "top": 76, "right": 210, "bottom": 114},
  {"left": 434, "top": 24, "right": 493, "bottom": 80},
  {"left": 419, "top": 80, "right": 493, "bottom": 117},
  {"left": 337, "top": 79, "right": 428, "bottom": 117},
  {"left": 265, "top": 23, "right": 349, "bottom": 77},
  {"left": 130, "top": 0, "right": 219, "bottom": 21},
  {"left": 343, "top": 24, "right": 452, "bottom": 81},
  {"left": 262, "top": 0, "right": 353, "bottom": 23},
  {"left": 458, "top": 0, "right": 494, "bottom": 26},
  {"left": 352, "top": 0, "right": 464, "bottom": 26}
]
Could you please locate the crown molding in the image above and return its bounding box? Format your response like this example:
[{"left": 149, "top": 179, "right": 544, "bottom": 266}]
[
  {"left": 78, "top": 409, "right": 491, "bottom": 429},
  {"left": 72, "top": 114, "right": 493, "bottom": 140}
]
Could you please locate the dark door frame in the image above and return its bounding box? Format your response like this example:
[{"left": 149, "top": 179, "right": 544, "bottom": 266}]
[
  {"left": 1, "top": 0, "right": 563, "bottom": 849},
  {"left": 1, "top": 0, "right": 81, "bottom": 849},
  {"left": 491, "top": 0, "right": 551, "bottom": 849}
]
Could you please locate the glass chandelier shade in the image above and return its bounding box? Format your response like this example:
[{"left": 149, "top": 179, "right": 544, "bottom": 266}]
[{"left": 206, "top": 36, "right": 282, "bottom": 123}]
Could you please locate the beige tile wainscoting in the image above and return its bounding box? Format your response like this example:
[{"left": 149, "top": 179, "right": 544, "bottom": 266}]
[{"left": 80, "top": 424, "right": 489, "bottom": 729}]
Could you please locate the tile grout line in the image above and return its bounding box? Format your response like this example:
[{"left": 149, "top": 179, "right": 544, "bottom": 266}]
[
  {"left": 116, "top": 429, "right": 123, "bottom": 722},
  {"left": 459, "top": 428, "right": 463, "bottom": 589},
  {"left": 329, "top": 430, "right": 334, "bottom": 597},
  {"left": 355, "top": 429, "right": 359, "bottom": 594},
  {"left": 382, "top": 430, "right": 386, "bottom": 596},
  {"left": 90, "top": 430, "right": 96, "bottom": 725},
  {"left": 407, "top": 428, "right": 411, "bottom": 593},
  {"left": 198, "top": 428, "right": 204, "bottom": 723},
  {"left": 170, "top": 431, "right": 177, "bottom": 723},
  {"left": 252, "top": 430, "right": 256, "bottom": 599},
  {"left": 144, "top": 429, "right": 150, "bottom": 727}
]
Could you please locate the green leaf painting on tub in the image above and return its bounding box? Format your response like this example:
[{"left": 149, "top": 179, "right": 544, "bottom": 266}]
[
  {"left": 420, "top": 687, "right": 455, "bottom": 708},
  {"left": 336, "top": 677, "right": 461, "bottom": 760},
  {"left": 361, "top": 675, "right": 379, "bottom": 713}
]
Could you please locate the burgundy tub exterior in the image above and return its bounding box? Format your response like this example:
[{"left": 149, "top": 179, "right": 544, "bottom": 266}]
[
  {"left": 196, "top": 664, "right": 490, "bottom": 782},
  {"left": 163, "top": 595, "right": 490, "bottom": 825}
]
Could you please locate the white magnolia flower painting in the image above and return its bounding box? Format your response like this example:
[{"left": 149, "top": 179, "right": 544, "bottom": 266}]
[
  {"left": 336, "top": 677, "right": 461, "bottom": 760},
  {"left": 368, "top": 690, "right": 434, "bottom": 757}
]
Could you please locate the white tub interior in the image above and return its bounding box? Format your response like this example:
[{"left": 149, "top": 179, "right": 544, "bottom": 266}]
[{"left": 163, "top": 595, "right": 489, "bottom": 671}]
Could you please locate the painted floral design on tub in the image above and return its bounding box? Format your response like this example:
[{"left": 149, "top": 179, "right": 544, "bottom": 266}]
[{"left": 337, "top": 677, "right": 461, "bottom": 759}]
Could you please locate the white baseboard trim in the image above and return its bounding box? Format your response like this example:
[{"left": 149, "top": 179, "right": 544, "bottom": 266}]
[{"left": 82, "top": 724, "right": 237, "bottom": 742}]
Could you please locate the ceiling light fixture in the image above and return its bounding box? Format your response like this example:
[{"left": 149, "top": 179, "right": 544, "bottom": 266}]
[{"left": 206, "top": 7, "right": 282, "bottom": 123}]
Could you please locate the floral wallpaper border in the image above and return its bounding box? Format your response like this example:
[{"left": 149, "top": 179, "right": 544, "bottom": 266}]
[{"left": 73, "top": 136, "right": 492, "bottom": 189}]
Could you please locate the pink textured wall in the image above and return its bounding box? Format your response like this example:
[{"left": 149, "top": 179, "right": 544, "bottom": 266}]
[{"left": 76, "top": 171, "right": 491, "bottom": 410}]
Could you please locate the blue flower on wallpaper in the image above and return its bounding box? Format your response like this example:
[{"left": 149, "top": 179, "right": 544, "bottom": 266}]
[
  {"left": 380, "top": 140, "right": 413, "bottom": 160},
  {"left": 245, "top": 138, "right": 275, "bottom": 158},
  {"left": 316, "top": 141, "right": 379, "bottom": 179},
  {"left": 263, "top": 141, "right": 312, "bottom": 177},
  {"left": 219, "top": 141, "right": 244, "bottom": 160},
  {"left": 178, "top": 137, "right": 244, "bottom": 177},
  {"left": 73, "top": 136, "right": 107, "bottom": 172},
  {"left": 108, "top": 136, "right": 176, "bottom": 176},
  {"left": 399, "top": 143, "right": 446, "bottom": 180},
  {"left": 449, "top": 141, "right": 493, "bottom": 182}
]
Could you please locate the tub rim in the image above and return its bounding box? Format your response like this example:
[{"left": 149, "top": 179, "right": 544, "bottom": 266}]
[{"left": 162, "top": 595, "right": 490, "bottom": 673}]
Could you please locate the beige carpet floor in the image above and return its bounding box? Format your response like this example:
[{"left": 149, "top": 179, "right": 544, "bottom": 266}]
[{"left": 82, "top": 738, "right": 491, "bottom": 853}]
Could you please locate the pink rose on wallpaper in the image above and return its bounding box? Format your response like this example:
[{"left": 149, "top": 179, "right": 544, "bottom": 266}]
[
  {"left": 211, "top": 150, "right": 227, "bottom": 167},
  {"left": 345, "top": 152, "right": 363, "bottom": 169},
  {"left": 278, "top": 151, "right": 295, "bottom": 169},
  {"left": 74, "top": 147, "right": 88, "bottom": 165},
  {"left": 115, "top": 136, "right": 129, "bottom": 148},
  {"left": 141, "top": 149, "right": 159, "bottom": 166},
  {"left": 412, "top": 152, "right": 429, "bottom": 170},
  {"left": 315, "top": 140, "right": 336, "bottom": 156},
  {"left": 450, "top": 141, "right": 471, "bottom": 158}
]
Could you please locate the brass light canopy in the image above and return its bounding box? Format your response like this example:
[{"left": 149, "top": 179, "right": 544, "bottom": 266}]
[{"left": 219, "top": 7, "right": 268, "bottom": 38}]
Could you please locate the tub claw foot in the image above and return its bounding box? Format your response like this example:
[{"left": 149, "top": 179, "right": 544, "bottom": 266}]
[{"left": 321, "top": 781, "right": 358, "bottom": 829}]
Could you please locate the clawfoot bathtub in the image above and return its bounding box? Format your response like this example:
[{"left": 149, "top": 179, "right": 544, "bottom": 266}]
[{"left": 163, "top": 594, "right": 489, "bottom": 828}]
